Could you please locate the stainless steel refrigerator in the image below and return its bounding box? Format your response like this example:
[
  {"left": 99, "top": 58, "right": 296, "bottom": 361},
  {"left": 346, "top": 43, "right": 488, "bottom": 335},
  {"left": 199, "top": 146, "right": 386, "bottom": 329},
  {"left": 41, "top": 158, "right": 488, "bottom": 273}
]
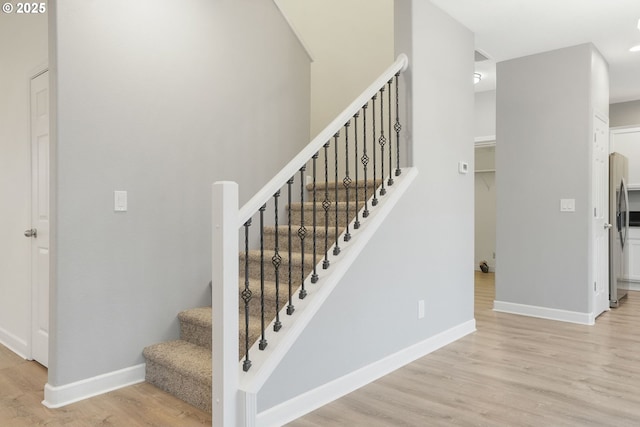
[{"left": 610, "top": 152, "right": 630, "bottom": 307}]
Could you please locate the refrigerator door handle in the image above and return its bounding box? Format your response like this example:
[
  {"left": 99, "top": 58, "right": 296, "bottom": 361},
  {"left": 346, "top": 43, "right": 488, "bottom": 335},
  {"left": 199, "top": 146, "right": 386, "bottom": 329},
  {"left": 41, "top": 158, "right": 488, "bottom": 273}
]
[{"left": 621, "top": 177, "right": 629, "bottom": 249}]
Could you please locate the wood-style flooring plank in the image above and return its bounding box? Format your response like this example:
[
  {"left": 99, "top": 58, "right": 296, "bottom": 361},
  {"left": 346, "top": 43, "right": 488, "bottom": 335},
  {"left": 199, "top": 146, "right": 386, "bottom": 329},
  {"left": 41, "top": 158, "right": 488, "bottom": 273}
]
[
  {"left": 288, "top": 272, "right": 640, "bottom": 426},
  {"left": 0, "top": 351, "right": 211, "bottom": 426}
]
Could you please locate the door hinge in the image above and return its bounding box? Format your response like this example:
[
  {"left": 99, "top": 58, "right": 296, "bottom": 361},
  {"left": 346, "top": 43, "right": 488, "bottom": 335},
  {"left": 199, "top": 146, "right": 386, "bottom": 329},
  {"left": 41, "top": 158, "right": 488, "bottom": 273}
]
[{"left": 594, "top": 281, "right": 597, "bottom": 292}]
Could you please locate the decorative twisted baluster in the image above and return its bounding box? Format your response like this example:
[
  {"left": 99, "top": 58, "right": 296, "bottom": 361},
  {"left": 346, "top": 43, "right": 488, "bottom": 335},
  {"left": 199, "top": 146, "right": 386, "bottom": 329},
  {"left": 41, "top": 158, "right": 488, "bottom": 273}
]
[
  {"left": 286, "top": 177, "right": 295, "bottom": 315},
  {"left": 387, "top": 79, "right": 394, "bottom": 186},
  {"left": 353, "top": 112, "right": 361, "bottom": 229},
  {"left": 298, "top": 166, "right": 307, "bottom": 299},
  {"left": 322, "top": 142, "right": 331, "bottom": 269},
  {"left": 333, "top": 132, "right": 341, "bottom": 256},
  {"left": 343, "top": 121, "right": 352, "bottom": 242},
  {"left": 361, "top": 102, "right": 370, "bottom": 218},
  {"left": 242, "top": 219, "right": 252, "bottom": 372},
  {"left": 378, "top": 86, "right": 387, "bottom": 196},
  {"left": 371, "top": 94, "right": 378, "bottom": 207},
  {"left": 272, "top": 191, "right": 282, "bottom": 332},
  {"left": 395, "top": 72, "right": 402, "bottom": 177},
  {"left": 311, "top": 152, "right": 319, "bottom": 283},
  {"left": 258, "top": 204, "right": 267, "bottom": 351}
]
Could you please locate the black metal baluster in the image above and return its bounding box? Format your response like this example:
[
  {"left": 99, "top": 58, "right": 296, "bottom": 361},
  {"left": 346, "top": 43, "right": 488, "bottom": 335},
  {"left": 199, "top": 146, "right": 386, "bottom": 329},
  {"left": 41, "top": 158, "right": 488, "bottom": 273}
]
[
  {"left": 271, "top": 192, "right": 282, "bottom": 332},
  {"left": 387, "top": 79, "right": 394, "bottom": 186},
  {"left": 298, "top": 167, "right": 307, "bottom": 299},
  {"left": 362, "top": 102, "right": 370, "bottom": 218},
  {"left": 242, "top": 219, "right": 253, "bottom": 372},
  {"left": 395, "top": 72, "right": 402, "bottom": 177},
  {"left": 354, "top": 112, "right": 361, "bottom": 229},
  {"left": 286, "top": 177, "right": 295, "bottom": 315},
  {"left": 343, "top": 121, "right": 352, "bottom": 242},
  {"left": 322, "top": 142, "right": 331, "bottom": 269},
  {"left": 311, "top": 152, "right": 319, "bottom": 283},
  {"left": 333, "top": 132, "right": 341, "bottom": 256},
  {"left": 372, "top": 95, "right": 378, "bottom": 207},
  {"left": 379, "top": 86, "right": 387, "bottom": 196},
  {"left": 259, "top": 204, "right": 267, "bottom": 350}
]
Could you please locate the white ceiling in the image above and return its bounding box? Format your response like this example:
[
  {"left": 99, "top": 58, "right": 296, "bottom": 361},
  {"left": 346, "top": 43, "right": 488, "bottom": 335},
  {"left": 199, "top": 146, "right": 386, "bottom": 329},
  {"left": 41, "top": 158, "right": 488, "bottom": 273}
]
[{"left": 431, "top": 0, "right": 640, "bottom": 103}]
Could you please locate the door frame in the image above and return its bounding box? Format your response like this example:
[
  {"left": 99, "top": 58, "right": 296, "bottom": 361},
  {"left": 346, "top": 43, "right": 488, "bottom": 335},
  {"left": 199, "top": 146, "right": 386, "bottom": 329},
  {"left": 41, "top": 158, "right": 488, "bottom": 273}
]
[
  {"left": 591, "top": 111, "right": 610, "bottom": 319},
  {"left": 28, "top": 64, "right": 50, "bottom": 366}
]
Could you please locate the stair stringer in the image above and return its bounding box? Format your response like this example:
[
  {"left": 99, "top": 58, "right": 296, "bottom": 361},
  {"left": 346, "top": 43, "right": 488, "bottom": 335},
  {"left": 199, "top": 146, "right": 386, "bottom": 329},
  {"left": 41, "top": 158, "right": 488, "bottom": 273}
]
[{"left": 238, "top": 167, "right": 418, "bottom": 424}]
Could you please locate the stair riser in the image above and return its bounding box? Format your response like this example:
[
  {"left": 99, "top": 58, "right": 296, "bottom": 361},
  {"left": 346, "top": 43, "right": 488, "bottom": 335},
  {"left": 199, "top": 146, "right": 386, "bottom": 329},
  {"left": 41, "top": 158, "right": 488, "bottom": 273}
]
[
  {"left": 263, "top": 231, "right": 340, "bottom": 256},
  {"left": 180, "top": 322, "right": 211, "bottom": 350},
  {"left": 240, "top": 256, "right": 315, "bottom": 283},
  {"left": 145, "top": 359, "right": 212, "bottom": 413},
  {"left": 289, "top": 208, "right": 359, "bottom": 229},
  {"left": 306, "top": 186, "right": 377, "bottom": 203}
]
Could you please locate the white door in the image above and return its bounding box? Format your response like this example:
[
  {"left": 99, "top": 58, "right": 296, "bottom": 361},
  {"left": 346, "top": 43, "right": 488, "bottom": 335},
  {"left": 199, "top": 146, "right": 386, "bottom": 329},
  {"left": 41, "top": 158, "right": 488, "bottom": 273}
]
[
  {"left": 29, "top": 70, "right": 50, "bottom": 367},
  {"left": 593, "top": 115, "right": 609, "bottom": 318}
]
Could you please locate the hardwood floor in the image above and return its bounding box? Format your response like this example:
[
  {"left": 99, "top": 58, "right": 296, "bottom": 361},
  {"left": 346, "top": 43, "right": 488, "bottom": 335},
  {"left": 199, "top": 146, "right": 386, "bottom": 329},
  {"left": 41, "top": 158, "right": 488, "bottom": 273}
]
[
  {"left": 0, "top": 345, "right": 211, "bottom": 426},
  {"left": 3, "top": 273, "right": 640, "bottom": 426},
  {"left": 288, "top": 272, "right": 640, "bottom": 426}
]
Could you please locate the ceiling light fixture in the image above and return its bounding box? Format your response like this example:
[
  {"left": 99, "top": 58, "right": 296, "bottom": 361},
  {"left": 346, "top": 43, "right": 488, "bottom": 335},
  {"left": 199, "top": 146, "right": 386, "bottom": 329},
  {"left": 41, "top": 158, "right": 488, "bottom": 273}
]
[
  {"left": 630, "top": 44, "right": 640, "bottom": 52},
  {"left": 474, "top": 72, "right": 482, "bottom": 84}
]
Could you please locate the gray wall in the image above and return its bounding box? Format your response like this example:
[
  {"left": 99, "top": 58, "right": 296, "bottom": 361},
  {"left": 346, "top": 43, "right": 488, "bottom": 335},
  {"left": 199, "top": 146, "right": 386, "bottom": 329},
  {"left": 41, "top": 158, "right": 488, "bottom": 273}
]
[
  {"left": 0, "top": 9, "right": 48, "bottom": 355},
  {"left": 49, "top": 0, "right": 310, "bottom": 386},
  {"left": 495, "top": 44, "right": 608, "bottom": 314},
  {"left": 258, "top": 0, "right": 475, "bottom": 411},
  {"left": 475, "top": 90, "right": 496, "bottom": 138},
  {"left": 610, "top": 100, "right": 640, "bottom": 128}
]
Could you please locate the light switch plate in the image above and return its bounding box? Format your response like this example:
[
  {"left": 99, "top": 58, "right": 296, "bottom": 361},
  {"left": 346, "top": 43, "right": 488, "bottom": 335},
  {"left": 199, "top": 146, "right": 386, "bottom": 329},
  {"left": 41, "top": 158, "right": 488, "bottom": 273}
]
[
  {"left": 560, "top": 198, "right": 575, "bottom": 212},
  {"left": 114, "top": 191, "right": 127, "bottom": 212},
  {"left": 458, "top": 161, "right": 469, "bottom": 174}
]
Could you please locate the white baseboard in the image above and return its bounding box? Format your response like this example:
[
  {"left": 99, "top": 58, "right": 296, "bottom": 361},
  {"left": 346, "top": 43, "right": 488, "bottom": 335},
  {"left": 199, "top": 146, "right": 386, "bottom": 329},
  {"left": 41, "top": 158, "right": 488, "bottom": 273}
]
[
  {"left": 0, "top": 327, "right": 29, "bottom": 359},
  {"left": 493, "top": 300, "right": 594, "bottom": 325},
  {"left": 626, "top": 282, "right": 640, "bottom": 292},
  {"left": 256, "top": 319, "right": 476, "bottom": 427},
  {"left": 42, "top": 363, "right": 146, "bottom": 408}
]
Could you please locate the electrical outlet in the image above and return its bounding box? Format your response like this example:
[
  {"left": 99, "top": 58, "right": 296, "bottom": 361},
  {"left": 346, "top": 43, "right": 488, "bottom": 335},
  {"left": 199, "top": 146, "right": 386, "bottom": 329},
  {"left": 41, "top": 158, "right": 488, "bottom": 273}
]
[{"left": 418, "top": 300, "right": 425, "bottom": 319}]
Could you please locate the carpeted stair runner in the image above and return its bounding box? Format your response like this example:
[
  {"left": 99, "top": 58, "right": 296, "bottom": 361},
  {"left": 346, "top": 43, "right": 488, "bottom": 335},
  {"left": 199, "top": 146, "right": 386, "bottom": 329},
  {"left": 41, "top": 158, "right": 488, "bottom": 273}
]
[{"left": 143, "top": 180, "right": 374, "bottom": 412}]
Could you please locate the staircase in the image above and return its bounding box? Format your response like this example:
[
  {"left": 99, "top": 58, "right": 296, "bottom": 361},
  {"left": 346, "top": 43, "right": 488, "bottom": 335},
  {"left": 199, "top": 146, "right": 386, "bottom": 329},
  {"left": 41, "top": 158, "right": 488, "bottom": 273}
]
[{"left": 142, "top": 181, "right": 373, "bottom": 412}]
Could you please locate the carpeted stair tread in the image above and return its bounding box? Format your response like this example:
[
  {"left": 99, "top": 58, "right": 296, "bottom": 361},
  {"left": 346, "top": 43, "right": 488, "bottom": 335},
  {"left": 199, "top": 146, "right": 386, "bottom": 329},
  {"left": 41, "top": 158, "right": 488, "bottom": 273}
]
[
  {"left": 143, "top": 340, "right": 211, "bottom": 385},
  {"left": 178, "top": 307, "right": 210, "bottom": 329}
]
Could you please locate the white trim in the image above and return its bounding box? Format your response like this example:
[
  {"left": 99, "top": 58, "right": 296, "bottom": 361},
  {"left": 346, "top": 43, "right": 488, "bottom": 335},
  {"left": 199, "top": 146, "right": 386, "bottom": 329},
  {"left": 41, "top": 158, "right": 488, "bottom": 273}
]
[
  {"left": 610, "top": 125, "right": 640, "bottom": 133},
  {"left": 272, "top": 0, "right": 314, "bottom": 62},
  {"left": 42, "top": 363, "right": 145, "bottom": 408},
  {"left": 493, "top": 300, "right": 595, "bottom": 325},
  {"left": 474, "top": 135, "right": 496, "bottom": 146},
  {"left": 211, "top": 182, "right": 240, "bottom": 427},
  {"left": 256, "top": 319, "right": 476, "bottom": 427},
  {"left": 0, "top": 327, "right": 29, "bottom": 360}
]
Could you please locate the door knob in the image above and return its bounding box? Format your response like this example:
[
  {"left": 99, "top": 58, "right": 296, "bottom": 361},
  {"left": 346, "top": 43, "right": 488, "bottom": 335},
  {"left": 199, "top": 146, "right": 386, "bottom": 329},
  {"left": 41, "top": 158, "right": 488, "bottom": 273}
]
[
  {"left": 604, "top": 223, "right": 612, "bottom": 230},
  {"left": 24, "top": 228, "right": 37, "bottom": 238}
]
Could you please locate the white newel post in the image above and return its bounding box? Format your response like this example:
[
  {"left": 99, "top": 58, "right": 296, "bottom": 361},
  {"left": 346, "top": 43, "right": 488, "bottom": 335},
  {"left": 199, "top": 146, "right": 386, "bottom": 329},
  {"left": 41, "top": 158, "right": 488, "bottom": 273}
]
[{"left": 212, "top": 182, "right": 241, "bottom": 427}]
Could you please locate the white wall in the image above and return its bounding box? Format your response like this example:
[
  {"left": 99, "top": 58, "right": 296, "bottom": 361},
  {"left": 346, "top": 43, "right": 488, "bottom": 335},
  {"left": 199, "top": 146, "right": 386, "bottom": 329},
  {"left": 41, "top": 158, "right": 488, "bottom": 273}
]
[
  {"left": 275, "top": 0, "right": 394, "bottom": 137},
  {"left": 0, "top": 10, "right": 48, "bottom": 356},
  {"left": 495, "top": 44, "right": 609, "bottom": 317},
  {"left": 258, "top": 0, "right": 475, "bottom": 411},
  {"left": 475, "top": 90, "right": 496, "bottom": 138},
  {"left": 49, "top": 0, "right": 310, "bottom": 386}
]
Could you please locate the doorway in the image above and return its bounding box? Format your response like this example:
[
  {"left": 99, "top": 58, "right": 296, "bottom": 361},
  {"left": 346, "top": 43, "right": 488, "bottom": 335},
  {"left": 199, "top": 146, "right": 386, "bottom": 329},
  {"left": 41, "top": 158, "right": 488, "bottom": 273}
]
[
  {"left": 475, "top": 142, "right": 496, "bottom": 274},
  {"left": 29, "top": 69, "right": 50, "bottom": 367}
]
